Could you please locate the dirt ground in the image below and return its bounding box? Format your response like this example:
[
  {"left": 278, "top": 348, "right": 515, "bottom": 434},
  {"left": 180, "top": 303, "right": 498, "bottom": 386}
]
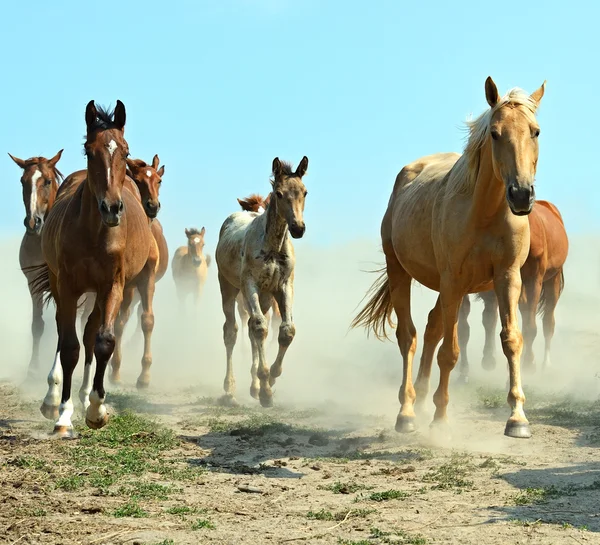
[{"left": 1, "top": 236, "right": 600, "bottom": 545}]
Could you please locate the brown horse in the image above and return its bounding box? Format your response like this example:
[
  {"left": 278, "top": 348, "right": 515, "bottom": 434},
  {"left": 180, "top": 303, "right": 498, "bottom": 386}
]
[
  {"left": 457, "top": 199, "right": 568, "bottom": 382},
  {"left": 352, "top": 77, "right": 546, "bottom": 440},
  {"left": 79, "top": 155, "right": 169, "bottom": 384},
  {"left": 28, "top": 100, "right": 158, "bottom": 437},
  {"left": 171, "top": 227, "right": 211, "bottom": 309},
  {"left": 236, "top": 193, "right": 282, "bottom": 344},
  {"left": 9, "top": 151, "right": 63, "bottom": 378}
]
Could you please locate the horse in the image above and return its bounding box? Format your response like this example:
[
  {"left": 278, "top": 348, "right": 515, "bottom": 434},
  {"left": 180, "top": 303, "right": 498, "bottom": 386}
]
[
  {"left": 78, "top": 155, "right": 169, "bottom": 384},
  {"left": 457, "top": 199, "right": 568, "bottom": 382},
  {"left": 236, "top": 193, "right": 282, "bottom": 344},
  {"left": 171, "top": 227, "right": 211, "bottom": 309},
  {"left": 9, "top": 151, "right": 63, "bottom": 379},
  {"left": 27, "top": 100, "right": 159, "bottom": 437},
  {"left": 352, "top": 77, "right": 546, "bottom": 440},
  {"left": 216, "top": 156, "right": 308, "bottom": 407}
]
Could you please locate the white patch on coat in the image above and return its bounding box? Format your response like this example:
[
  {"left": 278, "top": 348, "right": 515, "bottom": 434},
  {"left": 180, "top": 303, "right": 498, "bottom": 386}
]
[
  {"left": 146, "top": 170, "right": 152, "bottom": 177},
  {"left": 107, "top": 139, "right": 118, "bottom": 156},
  {"left": 193, "top": 237, "right": 200, "bottom": 244},
  {"left": 30, "top": 169, "right": 42, "bottom": 215}
]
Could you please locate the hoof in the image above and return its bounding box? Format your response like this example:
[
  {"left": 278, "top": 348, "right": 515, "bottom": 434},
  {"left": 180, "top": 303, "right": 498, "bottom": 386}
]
[
  {"left": 108, "top": 374, "right": 122, "bottom": 386},
  {"left": 136, "top": 378, "right": 150, "bottom": 390},
  {"left": 86, "top": 413, "right": 109, "bottom": 430},
  {"left": 455, "top": 374, "right": 469, "bottom": 387},
  {"left": 481, "top": 355, "right": 496, "bottom": 371},
  {"left": 504, "top": 420, "right": 531, "bottom": 439},
  {"left": 259, "top": 392, "right": 273, "bottom": 408},
  {"left": 40, "top": 403, "right": 59, "bottom": 421},
  {"left": 250, "top": 385, "right": 260, "bottom": 400},
  {"left": 52, "top": 425, "right": 75, "bottom": 439},
  {"left": 429, "top": 420, "right": 452, "bottom": 444},
  {"left": 395, "top": 414, "right": 416, "bottom": 433},
  {"left": 217, "top": 394, "right": 239, "bottom": 408}
]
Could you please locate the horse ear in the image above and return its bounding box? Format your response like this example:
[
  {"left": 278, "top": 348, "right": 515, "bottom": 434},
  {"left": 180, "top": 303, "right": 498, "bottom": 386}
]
[
  {"left": 157, "top": 165, "right": 165, "bottom": 177},
  {"left": 485, "top": 76, "right": 500, "bottom": 108},
  {"left": 49, "top": 149, "right": 63, "bottom": 167},
  {"left": 152, "top": 154, "right": 160, "bottom": 169},
  {"left": 8, "top": 153, "right": 27, "bottom": 169},
  {"left": 530, "top": 80, "right": 546, "bottom": 108},
  {"left": 265, "top": 193, "right": 271, "bottom": 206},
  {"left": 114, "top": 100, "right": 126, "bottom": 131},
  {"left": 296, "top": 156, "right": 309, "bottom": 177},
  {"left": 85, "top": 100, "right": 98, "bottom": 128},
  {"left": 184, "top": 228, "right": 190, "bottom": 237},
  {"left": 272, "top": 157, "right": 282, "bottom": 177},
  {"left": 238, "top": 198, "right": 252, "bottom": 211},
  {"left": 200, "top": 226, "right": 206, "bottom": 236},
  {"left": 126, "top": 158, "right": 145, "bottom": 171}
]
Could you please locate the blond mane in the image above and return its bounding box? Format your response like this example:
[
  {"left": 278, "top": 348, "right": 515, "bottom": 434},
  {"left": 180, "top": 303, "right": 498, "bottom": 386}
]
[{"left": 447, "top": 88, "right": 539, "bottom": 198}]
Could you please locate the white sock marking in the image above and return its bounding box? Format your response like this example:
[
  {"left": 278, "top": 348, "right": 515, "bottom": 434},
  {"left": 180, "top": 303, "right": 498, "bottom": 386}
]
[
  {"left": 79, "top": 363, "right": 93, "bottom": 411},
  {"left": 55, "top": 398, "right": 74, "bottom": 428},
  {"left": 86, "top": 390, "right": 107, "bottom": 424},
  {"left": 43, "top": 351, "right": 62, "bottom": 409}
]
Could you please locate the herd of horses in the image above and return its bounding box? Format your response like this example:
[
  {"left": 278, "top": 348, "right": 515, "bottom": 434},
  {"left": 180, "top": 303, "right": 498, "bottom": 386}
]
[{"left": 10, "top": 76, "right": 567, "bottom": 441}]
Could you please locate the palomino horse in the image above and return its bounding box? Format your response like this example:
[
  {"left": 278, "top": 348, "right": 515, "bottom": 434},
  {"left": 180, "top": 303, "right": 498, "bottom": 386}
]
[
  {"left": 352, "top": 78, "right": 546, "bottom": 439},
  {"left": 9, "top": 151, "right": 63, "bottom": 378},
  {"left": 79, "top": 155, "right": 169, "bottom": 384},
  {"left": 171, "top": 227, "right": 211, "bottom": 308},
  {"left": 216, "top": 157, "right": 308, "bottom": 407},
  {"left": 28, "top": 101, "right": 159, "bottom": 436},
  {"left": 457, "top": 199, "right": 568, "bottom": 382},
  {"left": 236, "top": 193, "right": 282, "bottom": 344}
]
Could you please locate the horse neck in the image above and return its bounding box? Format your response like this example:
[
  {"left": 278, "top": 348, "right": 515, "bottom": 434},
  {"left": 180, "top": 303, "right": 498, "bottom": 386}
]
[
  {"left": 45, "top": 181, "right": 59, "bottom": 219},
  {"left": 264, "top": 198, "right": 288, "bottom": 252},
  {"left": 469, "top": 140, "right": 508, "bottom": 227}
]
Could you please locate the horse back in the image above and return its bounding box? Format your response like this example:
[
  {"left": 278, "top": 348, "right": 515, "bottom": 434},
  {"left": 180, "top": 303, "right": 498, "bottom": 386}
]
[{"left": 527, "top": 200, "right": 569, "bottom": 274}]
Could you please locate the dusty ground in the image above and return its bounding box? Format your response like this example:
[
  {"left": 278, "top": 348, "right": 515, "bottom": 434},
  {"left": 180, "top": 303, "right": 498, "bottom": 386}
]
[{"left": 1, "top": 236, "right": 600, "bottom": 544}]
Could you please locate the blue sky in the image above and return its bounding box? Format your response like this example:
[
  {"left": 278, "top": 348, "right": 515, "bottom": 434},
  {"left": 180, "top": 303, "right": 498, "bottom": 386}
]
[{"left": 0, "top": 0, "right": 597, "bottom": 250}]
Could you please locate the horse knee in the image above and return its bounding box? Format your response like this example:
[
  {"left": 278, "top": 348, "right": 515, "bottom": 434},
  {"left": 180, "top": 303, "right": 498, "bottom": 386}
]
[
  {"left": 223, "top": 320, "right": 238, "bottom": 345},
  {"left": 61, "top": 338, "right": 80, "bottom": 365},
  {"left": 95, "top": 331, "right": 116, "bottom": 362},
  {"left": 438, "top": 342, "right": 459, "bottom": 370},
  {"left": 32, "top": 315, "right": 45, "bottom": 336},
  {"left": 249, "top": 315, "right": 268, "bottom": 342},
  {"left": 500, "top": 327, "right": 522, "bottom": 357},
  {"left": 141, "top": 312, "right": 154, "bottom": 334},
  {"left": 278, "top": 323, "right": 295, "bottom": 347},
  {"left": 395, "top": 325, "right": 417, "bottom": 358}
]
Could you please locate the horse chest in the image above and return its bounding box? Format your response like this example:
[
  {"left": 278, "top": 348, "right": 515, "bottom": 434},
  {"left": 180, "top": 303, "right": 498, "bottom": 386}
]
[{"left": 252, "top": 251, "right": 291, "bottom": 290}]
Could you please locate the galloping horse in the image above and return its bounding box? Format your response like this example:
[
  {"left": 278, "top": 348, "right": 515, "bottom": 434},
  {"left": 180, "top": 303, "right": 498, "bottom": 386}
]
[
  {"left": 9, "top": 151, "right": 63, "bottom": 378},
  {"left": 28, "top": 101, "right": 159, "bottom": 436},
  {"left": 236, "top": 193, "right": 282, "bottom": 344},
  {"left": 216, "top": 157, "right": 309, "bottom": 407},
  {"left": 457, "top": 199, "right": 568, "bottom": 382},
  {"left": 171, "top": 227, "right": 211, "bottom": 309},
  {"left": 352, "top": 78, "right": 546, "bottom": 439},
  {"left": 79, "top": 154, "right": 169, "bottom": 384}
]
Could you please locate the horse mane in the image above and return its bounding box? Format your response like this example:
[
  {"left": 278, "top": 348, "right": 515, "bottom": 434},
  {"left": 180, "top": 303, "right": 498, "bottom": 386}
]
[
  {"left": 88, "top": 104, "right": 119, "bottom": 133},
  {"left": 186, "top": 228, "right": 203, "bottom": 236},
  {"left": 270, "top": 160, "right": 295, "bottom": 185},
  {"left": 447, "top": 88, "right": 539, "bottom": 198}
]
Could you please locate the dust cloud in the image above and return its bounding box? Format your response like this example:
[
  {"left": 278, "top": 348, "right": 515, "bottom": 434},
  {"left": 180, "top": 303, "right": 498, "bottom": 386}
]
[{"left": 1, "top": 231, "right": 599, "bottom": 449}]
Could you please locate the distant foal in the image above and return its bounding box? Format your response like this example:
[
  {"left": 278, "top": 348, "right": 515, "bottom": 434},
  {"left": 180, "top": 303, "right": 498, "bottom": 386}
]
[
  {"left": 216, "top": 157, "right": 309, "bottom": 407},
  {"left": 237, "top": 193, "right": 282, "bottom": 344},
  {"left": 9, "top": 151, "right": 63, "bottom": 378},
  {"left": 171, "top": 227, "right": 211, "bottom": 309},
  {"left": 457, "top": 199, "right": 568, "bottom": 381}
]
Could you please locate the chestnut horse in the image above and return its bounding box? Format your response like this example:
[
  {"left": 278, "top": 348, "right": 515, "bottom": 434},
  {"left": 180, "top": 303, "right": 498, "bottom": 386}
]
[
  {"left": 171, "top": 227, "right": 211, "bottom": 308},
  {"left": 457, "top": 199, "right": 568, "bottom": 382},
  {"left": 216, "top": 157, "right": 308, "bottom": 407},
  {"left": 237, "top": 193, "right": 282, "bottom": 344},
  {"left": 352, "top": 78, "right": 546, "bottom": 440},
  {"left": 79, "top": 155, "right": 169, "bottom": 384},
  {"left": 9, "top": 151, "right": 63, "bottom": 378},
  {"left": 28, "top": 101, "right": 158, "bottom": 437}
]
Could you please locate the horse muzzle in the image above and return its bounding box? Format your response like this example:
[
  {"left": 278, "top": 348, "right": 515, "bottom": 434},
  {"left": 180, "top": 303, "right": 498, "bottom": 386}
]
[
  {"left": 289, "top": 221, "right": 306, "bottom": 239},
  {"left": 144, "top": 200, "right": 160, "bottom": 219},
  {"left": 506, "top": 183, "right": 534, "bottom": 216},
  {"left": 24, "top": 215, "right": 42, "bottom": 235},
  {"left": 99, "top": 198, "right": 124, "bottom": 227}
]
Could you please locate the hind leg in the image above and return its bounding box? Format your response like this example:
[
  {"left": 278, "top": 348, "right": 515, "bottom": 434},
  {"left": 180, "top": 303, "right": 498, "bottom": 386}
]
[
  {"left": 220, "top": 274, "right": 240, "bottom": 405},
  {"left": 110, "top": 286, "right": 135, "bottom": 385},
  {"left": 237, "top": 293, "right": 249, "bottom": 355},
  {"left": 41, "top": 271, "right": 62, "bottom": 421},
  {"left": 383, "top": 251, "right": 418, "bottom": 433},
  {"left": 456, "top": 295, "right": 471, "bottom": 384},
  {"left": 481, "top": 291, "right": 499, "bottom": 370},
  {"left": 27, "top": 291, "right": 45, "bottom": 380},
  {"left": 414, "top": 296, "right": 443, "bottom": 410},
  {"left": 520, "top": 278, "right": 542, "bottom": 373},
  {"left": 79, "top": 301, "right": 101, "bottom": 412},
  {"left": 270, "top": 298, "right": 282, "bottom": 347},
  {"left": 268, "top": 283, "right": 295, "bottom": 388},
  {"left": 135, "top": 259, "right": 157, "bottom": 390},
  {"left": 541, "top": 272, "right": 563, "bottom": 369}
]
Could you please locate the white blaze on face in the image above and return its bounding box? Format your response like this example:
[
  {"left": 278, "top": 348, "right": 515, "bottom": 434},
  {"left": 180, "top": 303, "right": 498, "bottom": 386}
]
[
  {"left": 107, "top": 139, "right": 118, "bottom": 157},
  {"left": 193, "top": 237, "right": 200, "bottom": 244},
  {"left": 30, "top": 169, "right": 42, "bottom": 216},
  {"left": 146, "top": 170, "right": 152, "bottom": 177}
]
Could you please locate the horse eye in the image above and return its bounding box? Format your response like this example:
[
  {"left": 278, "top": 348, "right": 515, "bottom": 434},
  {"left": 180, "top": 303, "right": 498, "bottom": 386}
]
[
  {"left": 533, "top": 128, "right": 540, "bottom": 138},
  {"left": 304, "top": 190, "right": 308, "bottom": 197},
  {"left": 276, "top": 191, "right": 283, "bottom": 199},
  {"left": 44, "top": 179, "right": 52, "bottom": 186},
  {"left": 491, "top": 130, "right": 500, "bottom": 141}
]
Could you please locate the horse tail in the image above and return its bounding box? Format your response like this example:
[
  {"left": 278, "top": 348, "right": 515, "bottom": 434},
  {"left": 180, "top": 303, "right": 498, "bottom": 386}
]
[
  {"left": 22, "top": 263, "right": 54, "bottom": 308},
  {"left": 537, "top": 269, "right": 565, "bottom": 318},
  {"left": 350, "top": 266, "right": 395, "bottom": 341}
]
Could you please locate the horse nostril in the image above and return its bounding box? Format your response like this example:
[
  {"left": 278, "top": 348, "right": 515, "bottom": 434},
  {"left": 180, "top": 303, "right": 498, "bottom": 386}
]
[
  {"left": 100, "top": 200, "right": 110, "bottom": 213},
  {"left": 118, "top": 200, "right": 124, "bottom": 213},
  {"left": 34, "top": 217, "right": 42, "bottom": 226}
]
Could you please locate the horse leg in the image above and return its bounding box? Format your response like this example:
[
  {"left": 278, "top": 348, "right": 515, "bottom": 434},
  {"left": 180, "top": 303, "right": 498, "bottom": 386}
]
[
  {"left": 481, "top": 291, "right": 499, "bottom": 370},
  {"left": 40, "top": 272, "right": 62, "bottom": 421},
  {"left": 494, "top": 267, "right": 530, "bottom": 439},
  {"left": 456, "top": 295, "right": 471, "bottom": 384},
  {"left": 269, "top": 282, "right": 295, "bottom": 387},
  {"left": 219, "top": 273, "right": 239, "bottom": 405},
  {"left": 237, "top": 293, "right": 249, "bottom": 355},
  {"left": 79, "top": 294, "right": 95, "bottom": 335},
  {"left": 27, "top": 291, "right": 44, "bottom": 380},
  {"left": 86, "top": 281, "right": 124, "bottom": 429},
  {"left": 270, "top": 299, "right": 282, "bottom": 347},
  {"left": 79, "top": 300, "right": 101, "bottom": 412},
  {"left": 541, "top": 272, "right": 563, "bottom": 369},
  {"left": 414, "top": 296, "right": 443, "bottom": 411},
  {"left": 430, "top": 284, "right": 462, "bottom": 440},
  {"left": 135, "top": 259, "right": 157, "bottom": 390},
  {"left": 384, "top": 252, "right": 418, "bottom": 434},
  {"left": 53, "top": 282, "right": 81, "bottom": 438},
  {"left": 110, "top": 286, "right": 135, "bottom": 385},
  {"left": 520, "top": 278, "right": 542, "bottom": 373}
]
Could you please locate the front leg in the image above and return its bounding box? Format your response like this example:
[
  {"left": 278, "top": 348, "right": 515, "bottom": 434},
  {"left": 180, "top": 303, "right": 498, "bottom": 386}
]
[
  {"left": 494, "top": 267, "right": 530, "bottom": 439},
  {"left": 27, "top": 291, "right": 45, "bottom": 380},
  {"left": 269, "top": 281, "right": 295, "bottom": 387},
  {"left": 109, "top": 286, "right": 135, "bottom": 385},
  {"left": 135, "top": 257, "right": 157, "bottom": 390}
]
